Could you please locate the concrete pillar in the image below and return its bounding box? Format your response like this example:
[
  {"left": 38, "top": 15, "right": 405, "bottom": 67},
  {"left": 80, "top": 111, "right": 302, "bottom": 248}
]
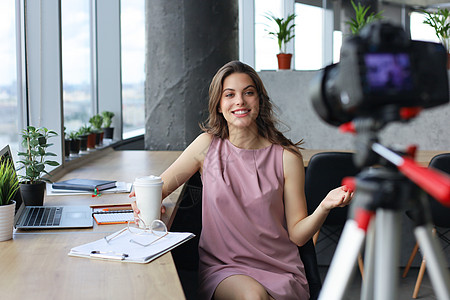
[{"left": 145, "top": 0, "right": 239, "bottom": 150}]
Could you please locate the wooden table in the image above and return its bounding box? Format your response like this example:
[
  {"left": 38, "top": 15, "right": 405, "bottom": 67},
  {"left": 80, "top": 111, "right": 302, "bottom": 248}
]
[{"left": 0, "top": 149, "right": 185, "bottom": 300}]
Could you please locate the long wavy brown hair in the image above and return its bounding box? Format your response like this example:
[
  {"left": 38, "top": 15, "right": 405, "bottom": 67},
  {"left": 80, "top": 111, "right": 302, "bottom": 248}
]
[{"left": 201, "top": 61, "right": 303, "bottom": 157}]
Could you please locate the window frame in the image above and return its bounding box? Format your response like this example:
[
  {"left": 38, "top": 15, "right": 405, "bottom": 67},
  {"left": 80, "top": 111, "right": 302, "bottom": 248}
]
[
  {"left": 240, "top": 0, "right": 335, "bottom": 70},
  {"left": 15, "top": 0, "right": 126, "bottom": 169}
]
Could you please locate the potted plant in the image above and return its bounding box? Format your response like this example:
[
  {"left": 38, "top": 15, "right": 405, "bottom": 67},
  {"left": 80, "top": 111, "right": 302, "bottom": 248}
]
[
  {"left": 421, "top": 7, "right": 450, "bottom": 68},
  {"left": 101, "top": 111, "right": 115, "bottom": 139},
  {"left": 89, "top": 114, "right": 104, "bottom": 147},
  {"left": 82, "top": 125, "right": 96, "bottom": 150},
  {"left": 0, "top": 159, "right": 19, "bottom": 241},
  {"left": 346, "top": 0, "right": 383, "bottom": 36},
  {"left": 77, "top": 125, "right": 90, "bottom": 152},
  {"left": 17, "top": 126, "right": 59, "bottom": 206},
  {"left": 68, "top": 131, "right": 81, "bottom": 156},
  {"left": 265, "top": 13, "right": 296, "bottom": 70}
]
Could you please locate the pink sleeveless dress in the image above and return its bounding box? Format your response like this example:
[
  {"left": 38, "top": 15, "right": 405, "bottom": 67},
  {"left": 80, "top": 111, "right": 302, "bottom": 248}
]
[{"left": 198, "top": 137, "right": 309, "bottom": 300}]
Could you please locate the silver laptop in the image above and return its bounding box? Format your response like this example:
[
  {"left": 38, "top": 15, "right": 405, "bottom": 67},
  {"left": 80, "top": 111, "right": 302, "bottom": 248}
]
[{"left": 0, "top": 145, "right": 93, "bottom": 229}]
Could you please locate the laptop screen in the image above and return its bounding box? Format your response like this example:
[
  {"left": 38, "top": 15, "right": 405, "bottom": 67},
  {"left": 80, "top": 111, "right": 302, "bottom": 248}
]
[{"left": 0, "top": 145, "right": 23, "bottom": 212}]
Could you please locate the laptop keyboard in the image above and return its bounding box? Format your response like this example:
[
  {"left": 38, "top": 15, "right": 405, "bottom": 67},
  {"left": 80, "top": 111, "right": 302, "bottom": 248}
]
[{"left": 24, "top": 207, "right": 62, "bottom": 226}]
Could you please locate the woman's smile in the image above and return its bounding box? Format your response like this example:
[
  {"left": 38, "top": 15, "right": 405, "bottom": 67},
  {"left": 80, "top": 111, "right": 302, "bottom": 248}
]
[{"left": 232, "top": 108, "right": 251, "bottom": 117}]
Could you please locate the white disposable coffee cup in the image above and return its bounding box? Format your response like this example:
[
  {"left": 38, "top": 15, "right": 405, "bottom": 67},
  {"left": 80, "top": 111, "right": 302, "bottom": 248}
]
[{"left": 133, "top": 175, "right": 164, "bottom": 228}]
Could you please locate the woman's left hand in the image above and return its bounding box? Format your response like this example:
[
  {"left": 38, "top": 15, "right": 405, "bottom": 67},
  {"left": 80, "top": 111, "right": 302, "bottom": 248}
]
[{"left": 320, "top": 185, "right": 354, "bottom": 211}]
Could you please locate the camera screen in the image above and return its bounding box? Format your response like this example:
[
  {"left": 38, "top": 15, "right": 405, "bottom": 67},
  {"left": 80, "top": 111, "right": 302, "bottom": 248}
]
[{"left": 364, "top": 53, "right": 413, "bottom": 93}]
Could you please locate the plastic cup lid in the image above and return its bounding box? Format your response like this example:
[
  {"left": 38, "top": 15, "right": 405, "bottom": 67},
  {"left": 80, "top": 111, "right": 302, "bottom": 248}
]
[{"left": 134, "top": 175, "right": 163, "bottom": 185}]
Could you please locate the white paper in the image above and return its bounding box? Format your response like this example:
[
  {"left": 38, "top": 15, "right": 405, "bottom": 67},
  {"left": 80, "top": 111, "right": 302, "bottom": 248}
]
[{"left": 68, "top": 227, "right": 194, "bottom": 263}]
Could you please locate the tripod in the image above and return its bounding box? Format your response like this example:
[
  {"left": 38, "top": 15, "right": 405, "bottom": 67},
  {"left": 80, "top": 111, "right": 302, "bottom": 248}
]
[{"left": 318, "top": 141, "right": 450, "bottom": 300}]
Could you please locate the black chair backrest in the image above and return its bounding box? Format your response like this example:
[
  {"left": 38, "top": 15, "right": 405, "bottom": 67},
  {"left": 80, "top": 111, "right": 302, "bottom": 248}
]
[
  {"left": 299, "top": 239, "right": 321, "bottom": 300},
  {"left": 428, "top": 153, "right": 450, "bottom": 228},
  {"left": 305, "top": 152, "right": 360, "bottom": 226}
]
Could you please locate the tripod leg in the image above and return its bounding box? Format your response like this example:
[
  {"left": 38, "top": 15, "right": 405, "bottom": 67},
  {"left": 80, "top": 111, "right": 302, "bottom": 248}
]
[
  {"left": 361, "top": 219, "right": 376, "bottom": 300},
  {"left": 374, "top": 209, "right": 401, "bottom": 300},
  {"left": 414, "top": 224, "right": 450, "bottom": 300},
  {"left": 319, "top": 220, "right": 366, "bottom": 300}
]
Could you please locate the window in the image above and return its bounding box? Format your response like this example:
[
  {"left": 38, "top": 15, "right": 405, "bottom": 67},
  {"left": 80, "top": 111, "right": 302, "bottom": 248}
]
[
  {"left": 61, "top": 0, "right": 93, "bottom": 134},
  {"left": 410, "top": 11, "right": 440, "bottom": 44},
  {"left": 121, "top": 0, "right": 145, "bottom": 139},
  {"left": 295, "top": 3, "right": 323, "bottom": 70},
  {"left": 333, "top": 31, "right": 342, "bottom": 64},
  {"left": 254, "top": 0, "right": 282, "bottom": 71},
  {"left": 252, "top": 1, "right": 327, "bottom": 71},
  {"left": 0, "top": 1, "right": 19, "bottom": 152}
]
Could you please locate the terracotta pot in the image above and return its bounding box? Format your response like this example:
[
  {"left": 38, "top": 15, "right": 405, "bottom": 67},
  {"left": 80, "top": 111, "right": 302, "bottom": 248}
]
[
  {"left": 277, "top": 53, "right": 293, "bottom": 70},
  {"left": 19, "top": 181, "right": 46, "bottom": 206},
  {"left": 0, "top": 201, "right": 15, "bottom": 241},
  {"left": 87, "top": 133, "right": 96, "bottom": 150}
]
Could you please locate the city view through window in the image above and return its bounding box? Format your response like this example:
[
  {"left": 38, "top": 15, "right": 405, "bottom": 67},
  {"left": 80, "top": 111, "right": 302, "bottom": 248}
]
[{"left": 0, "top": 1, "right": 19, "bottom": 153}]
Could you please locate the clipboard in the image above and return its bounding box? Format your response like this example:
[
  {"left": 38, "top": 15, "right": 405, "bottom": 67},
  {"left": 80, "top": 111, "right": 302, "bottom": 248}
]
[{"left": 68, "top": 227, "right": 195, "bottom": 263}]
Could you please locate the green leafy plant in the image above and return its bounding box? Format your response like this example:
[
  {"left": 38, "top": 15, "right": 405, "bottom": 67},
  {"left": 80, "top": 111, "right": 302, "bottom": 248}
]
[
  {"left": 17, "top": 126, "right": 60, "bottom": 184},
  {"left": 89, "top": 115, "right": 103, "bottom": 131},
  {"left": 78, "top": 124, "right": 92, "bottom": 136},
  {"left": 346, "top": 0, "right": 383, "bottom": 35},
  {"left": 421, "top": 8, "right": 450, "bottom": 52},
  {"left": 265, "top": 13, "right": 296, "bottom": 53},
  {"left": 0, "top": 159, "right": 19, "bottom": 206},
  {"left": 68, "top": 131, "right": 80, "bottom": 140},
  {"left": 101, "top": 111, "right": 115, "bottom": 128}
]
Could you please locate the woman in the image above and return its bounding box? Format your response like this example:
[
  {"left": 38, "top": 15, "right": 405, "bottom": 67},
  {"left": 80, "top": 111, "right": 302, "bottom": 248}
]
[{"left": 132, "top": 61, "right": 352, "bottom": 300}]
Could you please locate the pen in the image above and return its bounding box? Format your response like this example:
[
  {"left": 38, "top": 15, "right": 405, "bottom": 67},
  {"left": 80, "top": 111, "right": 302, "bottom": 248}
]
[{"left": 90, "top": 251, "right": 129, "bottom": 260}]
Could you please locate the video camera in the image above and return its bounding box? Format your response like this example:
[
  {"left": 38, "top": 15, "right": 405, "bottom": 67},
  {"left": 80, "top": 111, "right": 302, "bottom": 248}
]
[{"left": 310, "top": 21, "right": 449, "bottom": 127}]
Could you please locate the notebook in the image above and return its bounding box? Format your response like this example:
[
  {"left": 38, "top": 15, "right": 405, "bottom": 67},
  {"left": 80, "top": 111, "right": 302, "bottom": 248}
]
[
  {"left": 52, "top": 178, "right": 117, "bottom": 192},
  {"left": 0, "top": 145, "right": 93, "bottom": 229}
]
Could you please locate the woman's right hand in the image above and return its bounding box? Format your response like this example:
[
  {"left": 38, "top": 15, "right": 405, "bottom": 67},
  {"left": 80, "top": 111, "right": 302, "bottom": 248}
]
[
  {"left": 129, "top": 191, "right": 141, "bottom": 225},
  {"left": 129, "top": 191, "right": 166, "bottom": 225}
]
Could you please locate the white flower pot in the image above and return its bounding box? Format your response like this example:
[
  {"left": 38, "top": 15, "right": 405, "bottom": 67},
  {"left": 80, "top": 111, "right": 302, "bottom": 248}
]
[{"left": 0, "top": 201, "right": 16, "bottom": 241}]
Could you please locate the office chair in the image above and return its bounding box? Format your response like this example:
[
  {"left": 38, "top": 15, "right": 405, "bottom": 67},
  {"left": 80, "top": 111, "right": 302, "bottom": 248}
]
[
  {"left": 402, "top": 153, "right": 450, "bottom": 299},
  {"left": 170, "top": 172, "right": 322, "bottom": 300},
  {"left": 304, "top": 152, "right": 364, "bottom": 275}
]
